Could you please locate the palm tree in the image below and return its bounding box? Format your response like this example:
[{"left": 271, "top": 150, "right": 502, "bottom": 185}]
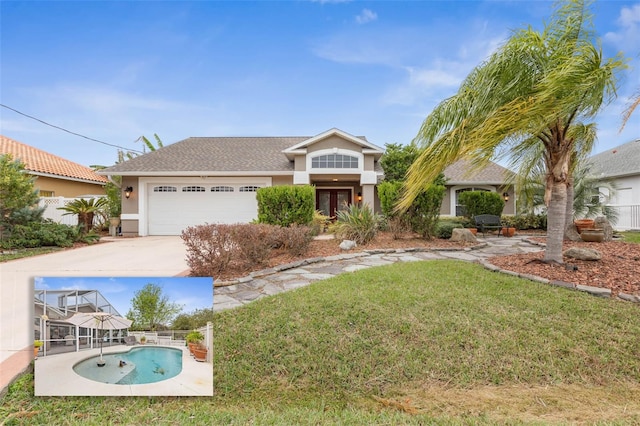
[
  {"left": 400, "top": 0, "right": 626, "bottom": 263},
  {"left": 620, "top": 89, "right": 639, "bottom": 132}
]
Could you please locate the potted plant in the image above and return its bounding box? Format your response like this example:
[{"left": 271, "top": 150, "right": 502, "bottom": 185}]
[
  {"left": 574, "top": 218, "right": 595, "bottom": 234},
  {"left": 140, "top": 335, "right": 147, "bottom": 345},
  {"left": 186, "top": 331, "right": 204, "bottom": 355},
  {"left": 192, "top": 344, "right": 208, "bottom": 362},
  {"left": 34, "top": 340, "right": 43, "bottom": 358},
  {"left": 502, "top": 227, "right": 516, "bottom": 237}
]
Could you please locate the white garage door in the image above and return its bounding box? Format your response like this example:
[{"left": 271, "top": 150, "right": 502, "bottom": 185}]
[{"left": 147, "top": 183, "right": 262, "bottom": 235}]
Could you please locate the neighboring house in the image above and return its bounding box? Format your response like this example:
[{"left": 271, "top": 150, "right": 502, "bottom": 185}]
[
  {"left": 0, "top": 135, "right": 108, "bottom": 197},
  {"left": 441, "top": 158, "right": 515, "bottom": 217},
  {"left": 589, "top": 139, "right": 640, "bottom": 230},
  {"left": 99, "top": 128, "right": 515, "bottom": 236}
]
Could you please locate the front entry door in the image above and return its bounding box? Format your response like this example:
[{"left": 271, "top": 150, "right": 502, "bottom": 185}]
[{"left": 316, "top": 189, "right": 351, "bottom": 218}]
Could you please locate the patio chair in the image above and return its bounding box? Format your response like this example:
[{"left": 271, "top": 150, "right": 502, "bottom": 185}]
[{"left": 124, "top": 336, "right": 137, "bottom": 345}]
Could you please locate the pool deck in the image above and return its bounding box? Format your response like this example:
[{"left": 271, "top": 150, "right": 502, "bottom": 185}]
[{"left": 34, "top": 345, "right": 213, "bottom": 396}]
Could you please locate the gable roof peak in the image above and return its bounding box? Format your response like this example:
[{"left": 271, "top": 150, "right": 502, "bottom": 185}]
[{"left": 282, "top": 128, "right": 384, "bottom": 160}]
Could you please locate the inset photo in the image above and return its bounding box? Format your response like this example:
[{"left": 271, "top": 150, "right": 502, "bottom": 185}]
[{"left": 33, "top": 276, "right": 214, "bottom": 396}]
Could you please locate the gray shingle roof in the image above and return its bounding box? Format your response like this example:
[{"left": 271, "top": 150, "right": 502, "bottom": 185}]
[
  {"left": 100, "top": 137, "right": 305, "bottom": 175},
  {"left": 589, "top": 139, "right": 640, "bottom": 178},
  {"left": 443, "top": 158, "right": 514, "bottom": 184}
]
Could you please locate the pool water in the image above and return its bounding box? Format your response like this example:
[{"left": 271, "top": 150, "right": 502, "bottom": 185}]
[{"left": 73, "top": 347, "right": 183, "bottom": 385}]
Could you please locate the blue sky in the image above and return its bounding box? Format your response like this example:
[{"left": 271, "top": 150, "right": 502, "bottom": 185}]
[
  {"left": 1, "top": 1, "right": 639, "bottom": 169},
  {"left": 34, "top": 276, "right": 214, "bottom": 318}
]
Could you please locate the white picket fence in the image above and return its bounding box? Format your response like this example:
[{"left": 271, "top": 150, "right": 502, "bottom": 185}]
[
  {"left": 606, "top": 204, "right": 640, "bottom": 231},
  {"left": 38, "top": 196, "right": 106, "bottom": 226}
]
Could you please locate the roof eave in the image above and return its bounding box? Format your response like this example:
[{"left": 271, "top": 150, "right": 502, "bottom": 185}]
[{"left": 98, "top": 170, "right": 295, "bottom": 177}]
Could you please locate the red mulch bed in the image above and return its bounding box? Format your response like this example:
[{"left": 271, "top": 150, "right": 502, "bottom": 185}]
[
  {"left": 215, "top": 232, "right": 475, "bottom": 282},
  {"left": 490, "top": 238, "right": 640, "bottom": 297},
  {"left": 218, "top": 232, "right": 640, "bottom": 298}
]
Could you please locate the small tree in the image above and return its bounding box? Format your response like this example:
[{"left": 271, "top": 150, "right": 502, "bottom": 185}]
[
  {"left": 58, "top": 197, "right": 108, "bottom": 233},
  {"left": 0, "top": 154, "right": 41, "bottom": 232},
  {"left": 379, "top": 143, "right": 418, "bottom": 182},
  {"left": 407, "top": 176, "right": 446, "bottom": 239},
  {"left": 126, "top": 283, "right": 183, "bottom": 331}
]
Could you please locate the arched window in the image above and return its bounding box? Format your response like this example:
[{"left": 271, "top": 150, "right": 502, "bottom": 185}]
[{"left": 311, "top": 154, "right": 358, "bottom": 169}]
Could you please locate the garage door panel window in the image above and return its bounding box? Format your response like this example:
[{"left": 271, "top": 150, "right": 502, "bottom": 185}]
[
  {"left": 182, "top": 186, "right": 206, "bottom": 192},
  {"left": 239, "top": 186, "right": 260, "bottom": 192},
  {"left": 154, "top": 186, "right": 177, "bottom": 192},
  {"left": 211, "top": 186, "right": 234, "bottom": 192}
]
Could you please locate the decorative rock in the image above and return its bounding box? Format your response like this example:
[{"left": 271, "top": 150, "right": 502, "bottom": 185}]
[
  {"left": 450, "top": 228, "right": 477, "bottom": 242},
  {"left": 563, "top": 247, "right": 601, "bottom": 261},
  {"left": 339, "top": 240, "right": 357, "bottom": 250},
  {"left": 564, "top": 224, "right": 582, "bottom": 242},
  {"left": 594, "top": 216, "right": 614, "bottom": 241}
]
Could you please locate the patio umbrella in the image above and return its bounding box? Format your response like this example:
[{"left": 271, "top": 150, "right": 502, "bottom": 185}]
[{"left": 65, "top": 312, "right": 132, "bottom": 366}]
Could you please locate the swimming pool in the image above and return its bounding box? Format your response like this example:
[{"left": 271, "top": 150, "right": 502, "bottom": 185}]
[{"left": 73, "top": 347, "right": 183, "bottom": 385}]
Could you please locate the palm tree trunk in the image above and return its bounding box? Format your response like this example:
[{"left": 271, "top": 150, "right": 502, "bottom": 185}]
[{"left": 544, "top": 180, "right": 566, "bottom": 263}]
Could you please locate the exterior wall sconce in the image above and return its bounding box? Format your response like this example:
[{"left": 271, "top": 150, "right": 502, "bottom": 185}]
[
  {"left": 357, "top": 192, "right": 362, "bottom": 202},
  {"left": 124, "top": 186, "right": 134, "bottom": 199},
  {"left": 502, "top": 192, "right": 509, "bottom": 202}
]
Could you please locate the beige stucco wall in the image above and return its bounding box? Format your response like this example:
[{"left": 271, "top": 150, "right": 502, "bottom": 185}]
[
  {"left": 121, "top": 177, "right": 138, "bottom": 215},
  {"left": 440, "top": 188, "right": 452, "bottom": 215},
  {"left": 272, "top": 176, "right": 294, "bottom": 185},
  {"left": 33, "top": 176, "right": 105, "bottom": 197},
  {"left": 307, "top": 136, "right": 360, "bottom": 153}
]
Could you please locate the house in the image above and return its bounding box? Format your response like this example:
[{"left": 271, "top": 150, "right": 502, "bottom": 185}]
[
  {"left": 589, "top": 139, "right": 640, "bottom": 230},
  {"left": 0, "top": 135, "right": 108, "bottom": 197},
  {"left": 99, "top": 128, "right": 515, "bottom": 237}
]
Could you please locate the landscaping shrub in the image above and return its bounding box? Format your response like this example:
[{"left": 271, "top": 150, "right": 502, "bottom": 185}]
[
  {"left": 231, "top": 223, "right": 276, "bottom": 266},
  {"left": 458, "top": 191, "right": 505, "bottom": 219},
  {"left": 256, "top": 185, "right": 314, "bottom": 227},
  {"left": 501, "top": 214, "right": 547, "bottom": 230},
  {"left": 181, "top": 224, "right": 236, "bottom": 277},
  {"left": 436, "top": 222, "right": 463, "bottom": 239},
  {"left": 278, "top": 224, "right": 313, "bottom": 257},
  {"left": 386, "top": 215, "right": 411, "bottom": 239},
  {"left": 310, "top": 210, "right": 331, "bottom": 236},
  {"left": 377, "top": 181, "right": 402, "bottom": 218},
  {"left": 334, "top": 203, "right": 381, "bottom": 245},
  {"left": 0, "top": 221, "right": 78, "bottom": 249},
  {"left": 407, "top": 183, "right": 446, "bottom": 239}
]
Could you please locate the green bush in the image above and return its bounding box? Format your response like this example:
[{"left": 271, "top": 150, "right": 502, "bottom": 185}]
[
  {"left": 502, "top": 214, "right": 547, "bottom": 230},
  {"left": 458, "top": 191, "right": 505, "bottom": 219},
  {"left": 436, "top": 222, "right": 464, "bottom": 239},
  {"left": 256, "top": 185, "right": 315, "bottom": 227},
  {"left": 377, "top": 181, "right": 403, "bottom": 218},
  {"left": 1, "top": 221, "right": 78, "bottom": 249},
  {"left": 334, "top": 203, "right": 382, "bottom": 245},
  {"left": 408, "top": 183, "right": 446, "bottom": 239}
]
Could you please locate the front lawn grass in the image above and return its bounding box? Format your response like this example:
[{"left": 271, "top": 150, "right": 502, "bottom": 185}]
[
  {"left": 0, "top": 246, "right": 63, "bottom": 262},
  {"left": 2, "top": 260, "right": 640, "bottom": 424},
  {"left": 621, "top": 231, "right": 640, "bottom": 244}
]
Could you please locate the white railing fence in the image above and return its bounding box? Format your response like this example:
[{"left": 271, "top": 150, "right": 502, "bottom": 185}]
[
  {"left": 606, "top": 204, "right": 640, "bottom": 231},
  {"left": 38, "top": 196, "right": 106, "bottom": 226}
]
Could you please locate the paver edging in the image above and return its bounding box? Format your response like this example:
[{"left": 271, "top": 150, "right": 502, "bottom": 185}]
[{"left": 481, "top": 259, "right": 639, "bottom": 304}]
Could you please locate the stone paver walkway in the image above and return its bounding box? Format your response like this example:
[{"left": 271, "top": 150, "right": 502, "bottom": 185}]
[{"left": 213, "top": 236, "right": 545, "bottom": 311}]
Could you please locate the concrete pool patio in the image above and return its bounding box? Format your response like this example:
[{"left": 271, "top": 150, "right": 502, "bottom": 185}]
[{"left": 34, "top": 344, "right": 213, "bottom": 396}]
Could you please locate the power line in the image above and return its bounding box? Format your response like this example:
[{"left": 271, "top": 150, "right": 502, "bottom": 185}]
[{"left": 1, "top": 103, "right": 144, "bottom": 154}]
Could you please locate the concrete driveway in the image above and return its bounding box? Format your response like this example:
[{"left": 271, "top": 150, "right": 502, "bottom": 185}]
[{"left": 0, "top": 236, "right": 189, "bottom": 394}]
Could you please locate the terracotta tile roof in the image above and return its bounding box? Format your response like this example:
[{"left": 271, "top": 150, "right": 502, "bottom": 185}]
[
  {"left": 443, "top": 158, "right": 514, "bottom": 184},
  {"left": 0, "top": 135, "right": 108, "bottom": 184}
]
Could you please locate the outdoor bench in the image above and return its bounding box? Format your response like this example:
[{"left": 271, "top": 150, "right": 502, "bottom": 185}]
[{"left": 474, "top": 214, "right": 504, "bottom": 237}]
